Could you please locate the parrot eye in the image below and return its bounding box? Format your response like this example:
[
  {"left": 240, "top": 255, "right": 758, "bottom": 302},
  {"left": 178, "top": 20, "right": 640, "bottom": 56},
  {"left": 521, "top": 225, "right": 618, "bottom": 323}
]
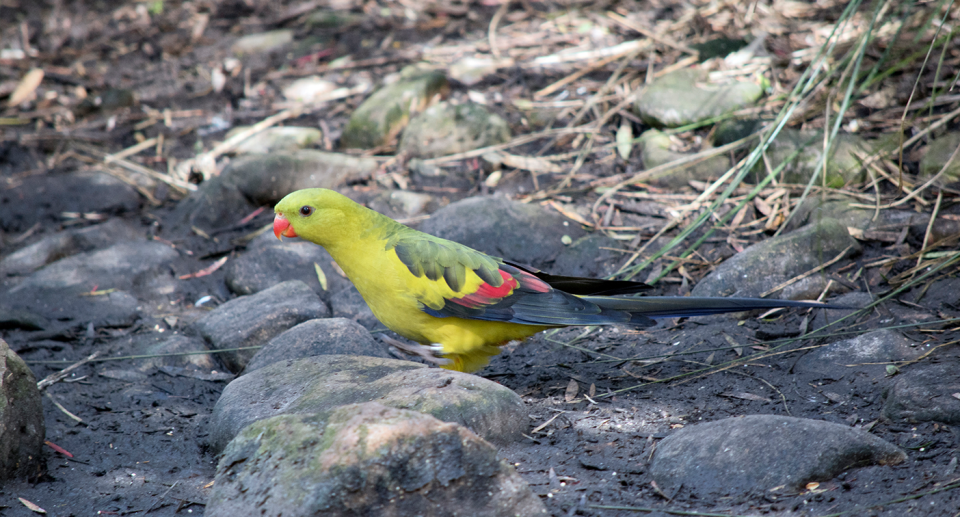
[{"left": 299, "top": 206, "right": 315, "bottom": 217}]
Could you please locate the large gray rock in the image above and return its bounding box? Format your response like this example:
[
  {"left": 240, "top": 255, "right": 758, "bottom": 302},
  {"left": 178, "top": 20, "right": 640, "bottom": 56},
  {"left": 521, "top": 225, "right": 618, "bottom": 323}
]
[
  {"left": 883, "top": 362, "right": 960, "bottom": 424},
  {"left": 634, "top": 68, "right": 762, "bottom": 128},
  {"left": 192, "top": 280, "right": 329, "bottom": 372},
  {"left": 919, "top": 132, "right": 960, "bottom": 184},
  {"left": 207, "top": 403, "right": 546, "bottom": 517},
  {"left": 0, "top": 219, "right": 142, "bottom": 277},
  {"left": 692, "top": 219, "right": 860, "bottom": 300},
  {"left": 244, "top": 318, "right": 391, "bottom": 373},
  {"left": 209, "top": 355, "right": 526, "bottom": 452},
  {"left": 399, "top": 101, "right": 510, "bottom": 158},
  {"left": 341, "top": 70, "right": 449, "bottom": 149},
  {"left": 638, "top": 129, "right": 731, "bottom": 188},
  {"left": 0, "top": 171, "right": 139, "bottom": 233},
  {"left": 418, "top": 195, "right": 618, "bottom": 278},
  {"left": 651, "top": 415, "right": 906, "bottom": 496},
  {"left": 0, "top": 338, "right": 44, "bottom": 480}
]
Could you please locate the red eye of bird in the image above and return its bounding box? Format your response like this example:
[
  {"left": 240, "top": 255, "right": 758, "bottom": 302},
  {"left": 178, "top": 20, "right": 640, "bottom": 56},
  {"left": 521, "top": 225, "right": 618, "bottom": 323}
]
[{"left": 299, "top": 206, "right": 314, "bottom": 216}]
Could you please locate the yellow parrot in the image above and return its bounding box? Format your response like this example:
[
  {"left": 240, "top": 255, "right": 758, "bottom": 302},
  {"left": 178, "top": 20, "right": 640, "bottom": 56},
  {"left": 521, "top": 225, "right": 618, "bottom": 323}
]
[{"left": 273, "top": 188, "right": 837, "bottom": 371}]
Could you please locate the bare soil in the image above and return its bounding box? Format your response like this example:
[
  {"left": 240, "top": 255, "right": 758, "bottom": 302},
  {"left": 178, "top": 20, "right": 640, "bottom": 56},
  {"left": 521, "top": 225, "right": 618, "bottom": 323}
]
[{"left": 2, "top": 1, "right": 959, "bottom": 516}]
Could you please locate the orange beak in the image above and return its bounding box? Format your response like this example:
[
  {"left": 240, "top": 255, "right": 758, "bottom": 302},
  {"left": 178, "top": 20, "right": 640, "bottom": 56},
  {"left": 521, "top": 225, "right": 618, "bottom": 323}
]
[{"left": 273, "top": 214, "right": 298, "bottom": 239}]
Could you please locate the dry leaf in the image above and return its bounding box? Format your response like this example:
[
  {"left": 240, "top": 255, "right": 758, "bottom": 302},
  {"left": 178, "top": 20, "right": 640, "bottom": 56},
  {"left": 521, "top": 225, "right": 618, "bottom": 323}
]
[
  {"left": 19, "top": 497, "right": 46, "bottom": 514},
  {"left": 565, "top": 378, "right": 579, "bottom": 402},
  {"left": 314, "top": 262, "right": 328, "bottom": 290},
  {"left": 9, "top": 68, "right": 44, "bottom": 106},
  {"left": 179, "top": 256, "right": 228, "bottom": 280},
  {"left": 616, "top": 119, "right": 633, "bottom": 160}
]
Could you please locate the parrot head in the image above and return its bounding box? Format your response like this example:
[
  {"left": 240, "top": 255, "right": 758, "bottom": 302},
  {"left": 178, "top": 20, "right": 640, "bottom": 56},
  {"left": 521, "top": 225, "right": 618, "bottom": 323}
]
[{"left": 273, "top": 188, "right": 365, "bottom": 245}]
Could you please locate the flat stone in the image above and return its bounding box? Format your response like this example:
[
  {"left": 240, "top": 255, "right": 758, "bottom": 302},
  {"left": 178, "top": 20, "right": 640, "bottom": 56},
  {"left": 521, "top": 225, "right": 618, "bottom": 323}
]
[
  {"left": 634, "top": 68, "right": 762, "bottom": 128},
  {"left": 244, "top": 318, "right": 391, "bottom": 373},
  {"left": 191, "top": 280, "right": 329, "bottom": 373},
  {"left": 207, "top": 403, "right": 546, "bottom": 517},
  {"left": 418, "top": 195, "right": 618, "bottom": 278},
  {"left": 399, "top": 101, "right": 510, "bottom": 158},
  {"left": 883, "top": 362, "right": 960, "bottom": 424},
  {"left": 638, "top": 129, "right": 731, "bottom": 188},
  {"left": 0, "top": 338, "right": 44, "bottom": 480},
  {"left": 691, "top": 219, "right": 860, "bottom": 300},
  {"left": 0, "top": 171, "right": 139, "bottom": 233},
  {"left": 209, "top": 355, "right": 526, "bottom": 452},
  {"left": 341, "top": 70, "right": 449, "bottom": 149},
  {"left": 0, "top": 219, "right": 142, "bottom": 277},
  {"left": 650, "top": 414, "right": 906, "bottom": 496}
]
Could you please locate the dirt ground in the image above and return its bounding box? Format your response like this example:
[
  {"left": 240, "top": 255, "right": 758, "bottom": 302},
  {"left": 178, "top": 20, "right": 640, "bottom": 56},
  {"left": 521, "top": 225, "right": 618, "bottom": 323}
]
[{"left": 2, "top": 0, "right": 960, "bottom": 515}]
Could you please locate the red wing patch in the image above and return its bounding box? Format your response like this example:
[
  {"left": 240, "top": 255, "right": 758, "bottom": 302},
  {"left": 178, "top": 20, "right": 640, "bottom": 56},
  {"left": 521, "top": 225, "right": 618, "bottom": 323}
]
[{"left": 449, "top": 267, "right": 550, "bottom": 309}]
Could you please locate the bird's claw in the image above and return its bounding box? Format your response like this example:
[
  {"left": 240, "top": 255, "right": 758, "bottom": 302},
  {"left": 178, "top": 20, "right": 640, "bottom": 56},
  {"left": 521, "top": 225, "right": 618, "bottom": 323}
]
[{"left": 379, "top": 336, "right": 451, "bottom": 365}]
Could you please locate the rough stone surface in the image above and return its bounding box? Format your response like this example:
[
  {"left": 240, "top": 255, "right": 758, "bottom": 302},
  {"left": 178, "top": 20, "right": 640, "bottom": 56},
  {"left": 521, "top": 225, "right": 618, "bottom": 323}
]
[
  {"left": 418, "top": 195, "right": 618, "bottom": 277},
  {"left": 341, "top": 70, "right": 449, "bottom": 149},
  {"left": 0, "top": 338, "right": 44, "bottom": 480},
  {"left": 224, "top": 230, "right": 353, "bottom": 298},
  {"left": 207, "top": 403, "right": 547, "bottom": 517},
  {"left": 399, "top": 101, "right": 510, "bottom": 158},
  {"left": 795, "top": 329, "right": 925, "bottom": 375},
  {"left": 919, "top": 131, "right": 960, "bottom": 183},
  {"left": 0, "top": 219, "right": 142, "bottom": 277},
  {"left": 8, "top": 241, "right": 178, "bottom": 294},
  {"left": 650, "top": 415, "right": 907, "bottom": 496},
  {"left": 634, "top": 68, "right": 762, "bottom": 128},
  {"left": 191, "top": 280, "right": 329, "bottom": 372},
  {"left": 692, "top": 219, "right": 860, "bottom": 300},
  {"left": 244, "top": 318, "right": 391, "bottom": 373},
  {"left": 638, "top": 129, "right": 731, "bottom": 188},
  {"left": 229, "top": 126, "right": 322, "bottom": 154},
  {"left": 883, "top": 363, "right": 960, "bottom": 424},
  {"left": 209, "top": 355, "right": 526, "bottom": 452},
  {"left": 0, "top": 171, "right": 139, "bottom": 232}
]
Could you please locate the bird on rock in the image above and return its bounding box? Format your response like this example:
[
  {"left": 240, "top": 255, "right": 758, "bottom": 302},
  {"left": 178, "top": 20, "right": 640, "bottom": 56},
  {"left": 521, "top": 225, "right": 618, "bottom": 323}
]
[{"left": 274, "top": 188, "right": 841, "bottom": 372}]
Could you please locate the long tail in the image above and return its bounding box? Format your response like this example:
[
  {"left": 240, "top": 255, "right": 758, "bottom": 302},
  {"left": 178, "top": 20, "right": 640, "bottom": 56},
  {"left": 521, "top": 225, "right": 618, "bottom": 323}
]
[{"left": 580, "top": 296, "right": 846, "bottom": 326}]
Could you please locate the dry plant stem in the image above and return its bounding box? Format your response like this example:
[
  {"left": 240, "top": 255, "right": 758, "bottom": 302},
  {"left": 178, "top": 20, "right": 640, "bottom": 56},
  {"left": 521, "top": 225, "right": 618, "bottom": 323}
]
[
  {"left": 488, "top": 0, "right": 509, "bottom": 60},
  {"left": 37, "top": 351, "right": 100, "bottom": 391},
  {"left": 852, "top": 135, "right": 960, "bottom": 210},
  {"left": 534, "top": 51, "right": 633, "bottom": 99},
  {"left": 918, "top": 190, "right": 943, "bottom": 271},
  {"left": 98, "top": 146, "right": 195, "bottom": 193},
  {"left": 615, "top": 217, "right": 681, "bottom": 274},
  {"left": 45, "top": 391, "right": 84, "bottom": 424},
  {"left": 604, "top": 11, "right": 696, "bottom": 54},
  {"left": 759, "top": 245, "right": 854, "bottom": 298}
]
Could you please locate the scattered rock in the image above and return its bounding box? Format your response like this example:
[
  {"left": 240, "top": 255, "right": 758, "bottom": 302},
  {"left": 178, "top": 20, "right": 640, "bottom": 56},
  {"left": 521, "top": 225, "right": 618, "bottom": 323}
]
[
  {"left": 207, "top": 403, "right": 546, "bottom": 517},
  {"left": 650, "top": 414, "right": 906, "bottom": 496},
  {"left": 1, "top": 219, "right": 142, "bottom": 277},
  {"left": 0, "top": 307, "right": 49, "bottom": 331},
  {"left": 364, "top": 189, "right": 437, "bottom": 220},
  {"left": 224, "top": 230, "right": 353, "bottom": 297},
  {"left": 282, "top": 76, "right": 337, "bottom": 103},
  {"left": 883, "top": 362, "right": 960, "bottom": 424},
  {"left": 449, "top": 56, "right": 515, "bottom": 86},
  {"left": 634, "top": 68, "right": 762, "bottom": 128},
  {"left": 244, "top": 318, "right": 391, "bottom": 373},
  {"left": 398, "top": 101, "right": 510, "bottom": 158},
  {"left": 341, "top": 69, "right": 449, "bottom": 149},
  {"left": 638, "top": 129, "right": 731, "bottom": 188},
  {"left": 0, "top": 338, "right": 44, "bottom": 480},
  {"left": 795, "top": 329, "right": 925, "bottom": 377},
  {"left": 191, "top": 280, "right": 329, "bottom": 373},
  {"left": 691, "top": 219, "right": 860, "bottom": 300},
  {"left": 171, "top": 151, "right": 377, "bottom": 231},
  {"left": 134, "top": 333, "right": 219, "bottom": 373},
  {"left": 919, "top": 132, "right": 960, "bottom": 184},
  {"left": 231, "top": 30, "right": 293, "bottom": 55},
  {"left": 327, "top": 285, "right": 379, "bottom": 329},
  {"left": 228, "top": 127, "right": 322, "bottom": 155},
  {"left": 8, "top": 241, "right": 178, "bottom": 295},
  {"left": 209, "top": 355, "right": 526, "bottom": 452},
  {"left": 418, "top": 195, "right": 618, "bottom": 277},
  {"left": 0, "top": 171, "right": 139, "bottom": 232}
]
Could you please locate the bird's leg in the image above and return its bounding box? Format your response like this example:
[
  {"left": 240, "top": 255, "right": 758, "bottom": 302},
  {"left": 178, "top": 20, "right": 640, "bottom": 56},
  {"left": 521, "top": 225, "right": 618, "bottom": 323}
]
[{"left": 379, "top": 335, "right": 451, "bottom": 365}]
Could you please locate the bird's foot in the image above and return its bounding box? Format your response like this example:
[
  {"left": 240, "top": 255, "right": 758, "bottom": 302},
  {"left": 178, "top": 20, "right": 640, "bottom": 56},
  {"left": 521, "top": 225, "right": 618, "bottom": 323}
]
[{"left": 380, "top": 335, "right": 451, "bottom": 365}]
